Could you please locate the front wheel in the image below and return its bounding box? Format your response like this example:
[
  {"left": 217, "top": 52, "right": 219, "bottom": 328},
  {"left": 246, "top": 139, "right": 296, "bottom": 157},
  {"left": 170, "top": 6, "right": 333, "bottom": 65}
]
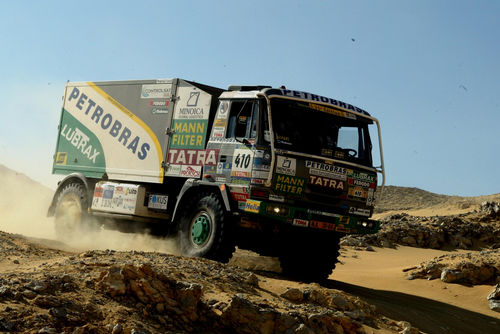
[
  {"left": 279, "top": 231, "right": 341, "bottom": 282},
  {"left": 179, "top": 193, "right": 235, "bottom": 262}
]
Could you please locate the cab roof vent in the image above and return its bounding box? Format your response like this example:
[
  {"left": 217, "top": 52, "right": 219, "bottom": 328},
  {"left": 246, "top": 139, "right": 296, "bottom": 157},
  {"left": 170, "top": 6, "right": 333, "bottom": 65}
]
[{"left": 227, "top": 85, "right": 271, "bottom": 92}]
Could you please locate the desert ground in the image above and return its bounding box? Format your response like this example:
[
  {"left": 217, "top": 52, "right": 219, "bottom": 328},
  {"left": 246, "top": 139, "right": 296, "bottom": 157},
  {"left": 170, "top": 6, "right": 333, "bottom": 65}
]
[{"left": 0, "top": 165, "right": 499, "bottom": 333}]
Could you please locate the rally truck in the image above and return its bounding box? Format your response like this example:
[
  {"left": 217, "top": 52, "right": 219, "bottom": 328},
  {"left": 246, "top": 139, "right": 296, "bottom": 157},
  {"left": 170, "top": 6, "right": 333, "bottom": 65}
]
[{"left": 47, "top": 78, "right": 385, "bottom": 281}]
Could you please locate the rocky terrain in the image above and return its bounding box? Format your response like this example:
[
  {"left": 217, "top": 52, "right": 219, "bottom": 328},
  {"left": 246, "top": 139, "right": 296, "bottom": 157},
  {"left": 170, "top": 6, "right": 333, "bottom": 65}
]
[
  {"left": 1, "top": 165, "right": 499, "bottom": 333},
  {"left": 0, "top": 231, "right": 414, "bottom": 334}
]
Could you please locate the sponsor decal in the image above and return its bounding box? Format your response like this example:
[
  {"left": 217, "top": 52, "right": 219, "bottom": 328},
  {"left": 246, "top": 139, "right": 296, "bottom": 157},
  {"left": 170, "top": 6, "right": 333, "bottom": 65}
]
[
  {"left": 141, "top": 84, "right": 172, "bottom": 99},
  {"left": 307, "top": 209, "right": 340, "bottom": 218},
  {"left": 269, "top": 194, "right": 285, "bottom": 202},
  {"left": 231, "top": 192, "right": 249, "bottom": 202},
  {"left": 347, "top": 169, "right": 376, "bottom": 183},
  {"left": 167, "top": 149, "right": 218, "bottom": 166},
  {"left": 306, "top": 160, "right": 347, "bottom": 180},
  {"left": 310, "top": 220, "right": 336, "bottom": 231},
  {"left": 348, "top": 178, "right": 374, "bottom": 188},
  {"left": 149, "top": 100, "right": 170, "bottom": 107},
  {"left": 187, "top": 91, "right": 200, "bottom": 106},
  {"left": 92, "top": 182, "right": 140, "bottom": 214},
  {"left": 279, "top": 89, "right": 366, "bottom": 114},
  {"left": 293, "top": 219, "right": 309, "bottom": 227},
  {"left": 253, "top": 157, "right": 271, "bottom": 171},
  {"left": 125, "top": 188, "right": 137, "bottom": 195},
  {"left": 251, "top": 178, "right": 265, "bottom": 185},
  {"left": 232, "top": 171, "right": 251, "bottom": 178},
  {"left": 276, "top": 134, "right": 291, "bottom": 144},
  {"left": 148, "top": 194, "right": 168, "bottom": 210},
  {"left": 217, "top": 162, "right": 231, "bottom": 174},
  {"left": 60, "top": 124, "right": 101, "bottom": 163},
  {"left": 308, "top": 175, "right": 345, "bottom": 190},
  {"left": 214, "top": 119, "right": 226, "bottom": 127},
  {"left": 217, "top": 101, "right": 229, "bottom": 119},
  {"left": 94, "top": 186, "right": 103, "bottom": 198},
  {"left": 55, "top": 152, "right": 67, "bottom": 165},
  {"left": 212, "top": 127, "right": 225, "bottom": 138},
  {"left": 367, "top": 189, "right": 375, "bottom": 206},
  {"left": 151, "top": 108, "right": 168, "bottom": 114},
  {"left": 244, "top": 199, "right": 261, "bottom": 213},
  {"left": 170, "top": 120, "right": 208, "bottom": 149},
  {"left": 273, "top": 174, "right": 306, "bottom": 195},
  {"left": 349, "top": 207, "right": 371, "bottom": 217},
  {"left": 180, "top": 165, "right": 201, "bottom": 178},
  {"left": 276, "top": 156, "right": 296, "bottom": 176},
  {"left": 67, "top": 87, "right": 151, "bottom": 161},
  {"left": 251, "top": 170, "right": 269, "bottom": 179},
  {"left": 230, "top": 177, "right": 251, "bottom": 185},
  {"left": 321, "top": 148, "right": 333, "bottom": 157},
  {"left": 203, "top": 165, "right": 216, "bottom": 174},
  {"left": 165, "top": 164, "right": 181, "bottom": 176},
  {"left": 308, "top": 102, "right": 356, "bottom": 120},
  {"left": 174, "top": 89, "right": 210, "bottom": 120}
]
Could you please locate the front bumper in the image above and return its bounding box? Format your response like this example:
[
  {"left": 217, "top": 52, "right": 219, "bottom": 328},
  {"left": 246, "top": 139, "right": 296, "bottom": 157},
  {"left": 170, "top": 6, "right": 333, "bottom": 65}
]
[{"left": 241, "top": 199, "right": 379, "bottom": 234}]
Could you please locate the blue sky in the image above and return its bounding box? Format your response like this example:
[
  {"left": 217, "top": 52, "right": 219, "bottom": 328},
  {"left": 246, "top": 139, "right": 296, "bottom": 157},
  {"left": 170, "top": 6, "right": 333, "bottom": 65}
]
[{"left": 0, "top": 1, "right": 499, "bottom": 196}]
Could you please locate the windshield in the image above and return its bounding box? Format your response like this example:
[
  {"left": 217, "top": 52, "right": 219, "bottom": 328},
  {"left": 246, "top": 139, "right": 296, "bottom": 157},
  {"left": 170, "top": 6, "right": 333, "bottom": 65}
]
[{"left": 270, "top": 98, "right": 373, "bottom": 166}]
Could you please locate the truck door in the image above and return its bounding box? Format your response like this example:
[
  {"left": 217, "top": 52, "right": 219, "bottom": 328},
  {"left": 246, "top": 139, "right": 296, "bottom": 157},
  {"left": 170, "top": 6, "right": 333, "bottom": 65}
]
[{"left": 202, "top": 99, "right": 260, "bottom": 202}]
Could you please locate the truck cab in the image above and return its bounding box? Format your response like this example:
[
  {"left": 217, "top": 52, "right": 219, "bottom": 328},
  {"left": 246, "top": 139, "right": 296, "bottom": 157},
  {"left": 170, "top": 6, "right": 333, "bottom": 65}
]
[{"left": 196, "top": 86, "right": 385, "bottom": 279}]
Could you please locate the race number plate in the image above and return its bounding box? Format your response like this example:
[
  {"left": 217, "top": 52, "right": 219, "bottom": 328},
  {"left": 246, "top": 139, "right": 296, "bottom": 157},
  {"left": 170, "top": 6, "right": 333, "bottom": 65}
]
[{"left": 348, "top": 187, "right": 368, "bottom": 199}]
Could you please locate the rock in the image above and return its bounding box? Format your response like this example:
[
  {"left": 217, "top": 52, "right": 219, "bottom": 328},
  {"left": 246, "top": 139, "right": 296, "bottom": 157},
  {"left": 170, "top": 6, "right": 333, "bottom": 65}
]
[
  {"left": 246, "top": 273, "right": 259, "bottom": 287},
  {"left": 23, "top": 289, "right": 37, "bottom": 299},
  {"left": 112, "top": 323, "right": 123, "bottom": 334},
  {"left": 304, "top": 288, "right": 329, "bottom": 307},
  {"left": 489, "top": 299, "right": 500, "bottom": 312},
  {"left": 398, "top": 320, "right": 419, "bottom": 334},
  {"left": 440, "top": 269, "right": 464, "bottom": 283},
  {"left": 97, "top": 267, "right": 127, "bottom": 296},
  {"left": 487, "top": 284, "right": 500, "bottom": 300},
  {"left": 487, "top": 284, "right": 500, "bottom": 312},
  {"left": 33, "top": 295, "right": 61, "bottom": 308},
  {"left": 294, "top": 324, "right": 315, "bottom": 334},
  {"left": 281, "top": 288, "right": 304, "bottom": 303},
  {"left": 0, "top": 319, "right": 15, "bottom": 331},
  {"left": 221, "top": 294, "right": 277, "bottom": 334},
  {"left": 331, "top": 294, "right": 349, "bottom": 310}
]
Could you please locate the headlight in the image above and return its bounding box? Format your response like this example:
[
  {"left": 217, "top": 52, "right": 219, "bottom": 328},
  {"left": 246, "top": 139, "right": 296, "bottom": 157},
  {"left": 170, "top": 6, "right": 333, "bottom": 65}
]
[{"left": 266, "top": 205, "right": 289, "bottom": 217}]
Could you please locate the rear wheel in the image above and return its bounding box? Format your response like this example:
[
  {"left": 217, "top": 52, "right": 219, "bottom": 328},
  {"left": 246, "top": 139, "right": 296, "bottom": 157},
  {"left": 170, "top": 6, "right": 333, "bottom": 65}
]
[
  {"left": 279, "top": 231, "right": 341, "bottom": 282},
  {"left": 54, "top": 182, "right": 98, "bottom": 237},
  {"left": 179, "top": 193, "right": 235, "bottom": 262}
]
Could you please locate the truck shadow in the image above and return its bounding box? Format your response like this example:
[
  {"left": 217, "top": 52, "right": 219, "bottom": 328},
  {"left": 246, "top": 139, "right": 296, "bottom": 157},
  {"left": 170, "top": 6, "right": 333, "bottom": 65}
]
[{"left": 323, "top": 279, "right": 500, "bottom": 334}]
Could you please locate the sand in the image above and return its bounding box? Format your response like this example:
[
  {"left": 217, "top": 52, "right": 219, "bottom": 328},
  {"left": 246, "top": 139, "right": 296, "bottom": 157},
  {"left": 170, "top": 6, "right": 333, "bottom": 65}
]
[{"left": 331, "top": 246, "right": 499, "bottom": 333}]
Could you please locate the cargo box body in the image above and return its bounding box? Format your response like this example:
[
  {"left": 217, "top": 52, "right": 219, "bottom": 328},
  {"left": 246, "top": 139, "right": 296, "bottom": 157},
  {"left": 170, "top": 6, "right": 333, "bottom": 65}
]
[{"left": 53, "top": 79, "right": 222, "bottom": 183}]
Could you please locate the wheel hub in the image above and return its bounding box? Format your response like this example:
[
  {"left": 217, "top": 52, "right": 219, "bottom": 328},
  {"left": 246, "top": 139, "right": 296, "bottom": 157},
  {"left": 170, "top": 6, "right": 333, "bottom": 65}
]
[{"left": 191, "top": 213, "right": 211, "bottom": 245}]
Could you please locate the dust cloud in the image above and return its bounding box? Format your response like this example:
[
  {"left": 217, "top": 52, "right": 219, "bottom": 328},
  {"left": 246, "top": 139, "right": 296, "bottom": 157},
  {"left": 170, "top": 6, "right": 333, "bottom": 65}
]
[{"left": 0, "top": 165, "right": 179, "bottom": 255}]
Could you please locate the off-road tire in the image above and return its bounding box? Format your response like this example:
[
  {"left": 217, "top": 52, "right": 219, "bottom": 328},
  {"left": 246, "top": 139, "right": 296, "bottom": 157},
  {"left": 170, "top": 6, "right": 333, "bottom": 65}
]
[
  {"left": 54, "top": 182, "right": 98, "bottom": 237},
  {"left": 179, "top": 193, "right": 235, "bottom": 263},
  {"left": 279, "top": 232, "right": 341, "bottom": 282}
]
